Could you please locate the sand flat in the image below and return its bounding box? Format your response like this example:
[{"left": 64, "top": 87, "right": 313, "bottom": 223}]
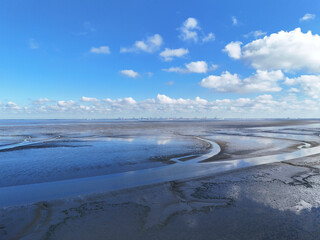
[{"left": 1, "top": 119, "right": 320, "bottom": 239}]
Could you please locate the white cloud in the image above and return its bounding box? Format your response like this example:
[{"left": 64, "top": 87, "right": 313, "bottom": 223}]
[
  {"left": 229, "top": 28, "right": 320, "bottom": 73},
  {"left": 90, "top": 46, "right": 110, "bottom": 54},
  {"left": 200, "top": 71, "right": 241, "bottom": 92},
  {"left": 80, "top": 96, "right": 100, "bottom": 103},
  {"left": 200, "top": 70, "right": 283, "bottom": 93},
  {"left": 163, "top": 61, "right": 217, "bottom": 74},
  {"left": 103, "top": 97, "right": 137, "bottom": 109},
  {"left": 232, "top": 16, "right": 238, "bottom": 25},
  {"left": 32, "top": 98, "right": 51, "bottom": 105},
  {"left": 179, "top": 17, "right": 214, "bottom": 43},
  {"left": 244, "top": 30, "right": 267, "bottom": 38},
  {"left": 186, "top": 61, "right": 216, "bottom": 73},
  {"left": 57, "top": 100, "right": 76, "bottom": 107},
  {"left": 156, "top": 94, "right": 177, "bottom": 104},
  {"left": 285, "top": 74, "right": 320, "bottom": 98},
  {"left": 287, "top": 88, "right": 300, "bottom": 93},
  {"left": 202, "top": 32, "right": 215, "bottom": 42},
  {"left": 4, "top": 93, "right": 320, "bottom": 118},
  {"left": 300, "top": 13, "right": 316, "bottom": 21},
  {"left": 120, "top": 97, "right": 136, "bottom": 105},
  {"left": 159, "top": 48, "right": 189, "bottom": 61},
  {"left": 156, "top": 94, "right": 208, "bottom": 106},
  {"left": 120, "top": 69, "right": 139, "bottom": 78},
  {"left": 184, "top": 17, "right": 198, "bottom": 29},
  {"left": 120, "top": 34, "right": 163, "bottom": 53},
  {"left": 5, "top": 101, "right": 21, "bottom": 110},
  {"left": 195, "top": 96, "right": 208, "bottom": 105},
  {"left": 179, "top": 17, "right": 199, "bottom": 42},
  {"left": 29, "top": 38, "right": 39, "bottom": 49},
  {"left": 223, "top": 41, "right": 242, "bottom": 59},
  {"left": 244, "top": 28, "right": 320, "bottom": 72}
]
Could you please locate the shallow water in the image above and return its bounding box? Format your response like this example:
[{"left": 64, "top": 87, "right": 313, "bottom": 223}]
[
  {"left": 0, "top": 135, "right": 203, "bottom": 188},
  {"left": 1, "top": 119, "right": 320, "bottom": 207}
]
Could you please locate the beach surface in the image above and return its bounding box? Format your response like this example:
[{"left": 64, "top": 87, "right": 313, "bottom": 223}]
[{"left": 1, "top": 119, "right": 320, "bottom": 239}]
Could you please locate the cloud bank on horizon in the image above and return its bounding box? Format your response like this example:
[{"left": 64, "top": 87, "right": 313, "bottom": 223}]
[
  {"left": 2, "top": 93, "right": 318, "bottom": 119},
  {"left": 1, "top": 1, "right": 320, "bottom": 118}
]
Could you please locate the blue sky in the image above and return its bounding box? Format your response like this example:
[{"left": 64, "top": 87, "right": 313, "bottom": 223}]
[{"left": 1, "top": 0, "right": 320, "bottom": 118}]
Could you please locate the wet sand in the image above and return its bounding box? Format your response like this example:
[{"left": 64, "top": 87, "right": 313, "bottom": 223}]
[{"left": 1, "top": 119, "right": 320, "bottom": 239}]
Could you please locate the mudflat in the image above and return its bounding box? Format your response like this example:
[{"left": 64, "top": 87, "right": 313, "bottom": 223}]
[{"left": 1, "top": 119, "right": 320, "bottom": 239}]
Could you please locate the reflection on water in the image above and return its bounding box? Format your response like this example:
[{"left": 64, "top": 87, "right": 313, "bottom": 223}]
[
  {"left": 1, "top": 120, "right": 320, "bottom": 207},
  {"left": 0, "top": 134, "right": 204, "bottom": 188},
  {"left": 157, "top": 139, "right": 171, "bottom": 145},
  {"left": 105, "top": 137, "right": 135, "bottom": 142},
  {"left": 1, "top": 132, "right": 320, "bottom": 207}
]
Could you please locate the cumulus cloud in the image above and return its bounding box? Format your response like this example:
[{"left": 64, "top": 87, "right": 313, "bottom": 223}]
[
  {"left": 108, "top": 94, "right": 290, "bottom": 115},
  {"left": 105, "top": 97, "right": 136, "bottom": 105},
  {"left": 287, "top": 88, "right": 300, "bottom": 93},
  {"left": 103, "top": 97, "right": 137, "bottom": 109},
  {"left": 122, "top": 97, "right": 136, "bottom": 105},
  {"left": 285, "top": 74, "right": 320, "bottom": 98},
  {"left": 179, "top": 17, "right": 199, "bottom": 42},
  {"left": 223, "top": 41, "right": 242, "bottom": 59},
  {"left": 179, "top": 17, "right": 215, "bottom": 43},
  {"left": 3, "top": 93, "right": 320, "bottom": 118},
  {"left": 120, "top": 69, "right": 139, "bottom": 78},
  {"left": 57, "top": 100, "right": 76, "bottom": 107},
  {"left": 229, "top": 28, "right": 320, "bottom": 73},
  {"left": 120, "top": 34, "right": 163, "bottom": 53},
  {"left": 156, "top": 94, "right": 208, "bottom": 106},
  {"left": 163, "top": 61, "right": 217, "bottom": 74},
  {"left": 300, "top": 13, "right": 315, "bottom": 21},
  {"left": 159, "top": 48, "right": 189, "bottom": 61},
  {"left": 80, "top": 96, "right": 100, "bottom": 103},
  {"left": 156, "top": 94, "right": 177, "bottom": 104},
  {"left": 90, "top": 46, "right": 110, "bottom": 54},
  {"left": 5, "top": 101, "right": 21, "bottom": 110},
  {"left": 32, "top": 98, "right": 51, "bottom": 105},
  {"left": 200, "top": 70, "right": 284, "bottom": 93}
]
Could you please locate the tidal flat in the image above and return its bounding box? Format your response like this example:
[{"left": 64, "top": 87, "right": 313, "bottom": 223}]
[{"left": 1, "top": 119, "right": 320, "bottom": 239}]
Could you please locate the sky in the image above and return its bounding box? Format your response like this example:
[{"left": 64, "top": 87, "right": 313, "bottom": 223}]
[{"left": 1, "top": 0, "right": 320, "bottom": 119}]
